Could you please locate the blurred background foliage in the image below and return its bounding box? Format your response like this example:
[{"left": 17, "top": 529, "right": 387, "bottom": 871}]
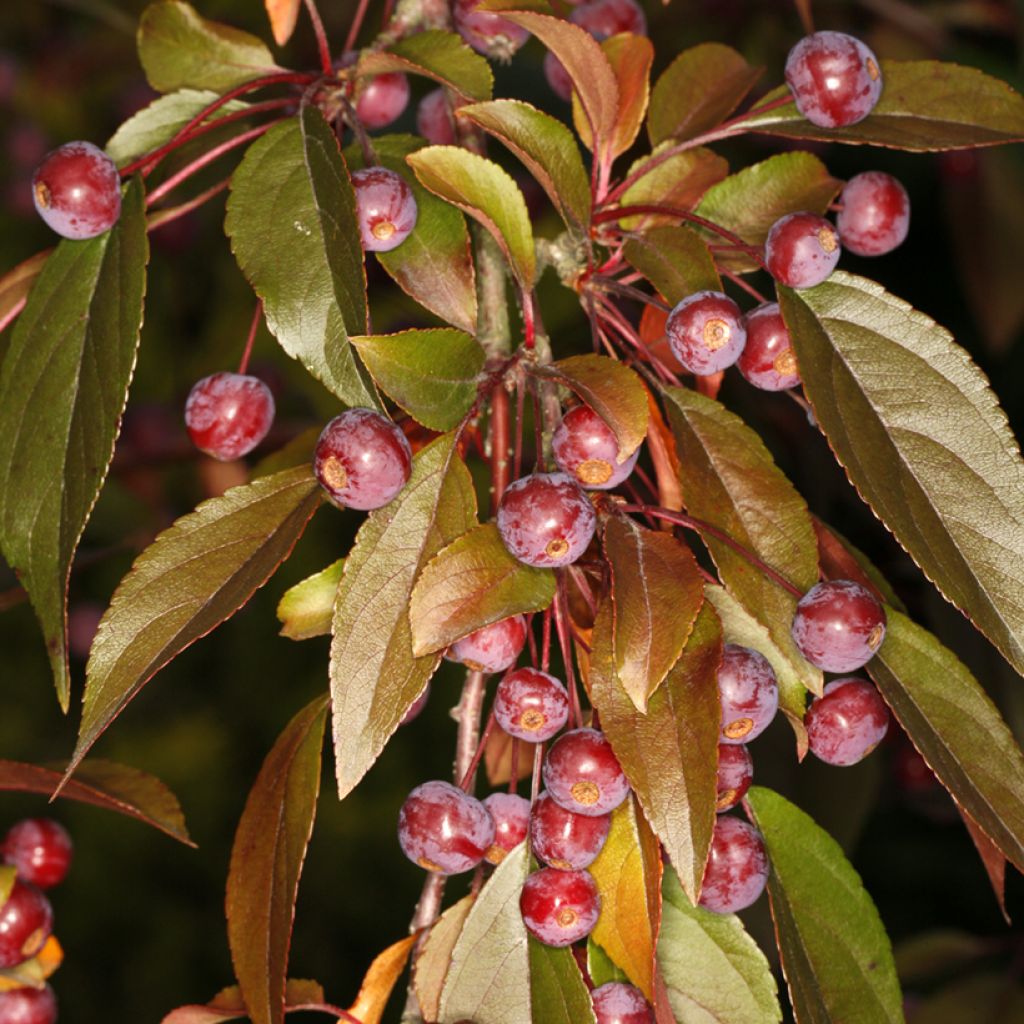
[{"left": 2, "top": 0, "right": 1024, "bottom": 1020}]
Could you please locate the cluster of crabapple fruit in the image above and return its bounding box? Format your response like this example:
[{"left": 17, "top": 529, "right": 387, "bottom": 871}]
[{"left": 0, "top": 819, "right": 73, "bottom": 1024}]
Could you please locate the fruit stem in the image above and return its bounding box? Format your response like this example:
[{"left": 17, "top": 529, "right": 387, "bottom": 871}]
[
  {"left": 509, "top": 738, "right": 521, "bottom": 793},
  {"left": 720, "top": 267, "right": 769, "bottom": 304},
  {"left": 541, "top": 605, "right": 553, "bottom": 674},
  {"left": 554, "top": 575, "right": 585, "bottom": 730},
  {"left": 591, "top": 275, "right": 671, "bottom": 313},
  {"left": 344, "top": 0, "right": 373, "bottom": 52},
  {"left": 302, "top": 0, "right": 335, "bottom": 77},
  {"left": 237, "top": 300, "right": 264, "bottom": 375},
  {"left": 459, "top": 708, "right": 496, "bottom": 791}
]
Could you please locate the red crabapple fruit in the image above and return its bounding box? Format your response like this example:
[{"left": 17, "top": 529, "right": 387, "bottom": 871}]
[
  {"left": 784, "top": 31, "right": 883, "bottom": 128},
  {"left": 0, "top": 985, "right": 57, "bottom": 1024},
  {"left": 570, "top": 0, "right": 648, "bottom": 39},
  {"left": 836, "top": 171, "right": 910, "bottom": 257},
  {"left": 543, "top": 728, "right": 630, "bottom": 816},
  {"left": 497, "top": 472, "right": 597, "bottom": 568},
  {"left": 351, "top": 167, "right": 418, "bottom": 252},
  {"left": 805, "top": 678, "right": 890, "bottom": 766},
  {"left": 699, "top": 816, "right": 769, "bottom": 914},
  {"left": 591, "top": 982, "right": 654, "bottom": 1024},
  {"left": 765, "top": 212, "right": 841, "bottom": 289},
  {"left": 716, "top": 744, "right": 753, "bottom": 812},
  {"left": 416, "top": 88, "right": 456, "bottom": 145},
  {"left": 666, "top": 291, "right": 747, "bottom": 375},
  {"left": 32, "top": 140, "right": 121, "bottom": 239},
  {"left": 446, "top": 614, "right": 528, "bottom": 674},
  {"left": 184, "top": 372, "right": 275, "bottom": 461},
  {"left": 493, "top": 667, "right": 570, "bottom": 742},
  {"left": 2, "top": 820, "right": 72, "bottom": 890},
  {"left": 717, "top": 644, "right": 779, "bottom": 744},
  {"left": 737, "top": 302, "right": 800, "bottom": 391},
  {"left": 400, "top": 684, "right": 431, "bottom": 726},
  {"left": 482, "top": 792, "right": 530, "bottom": 864},
  {"left": 397, "top": 780, "right": 495, "bottom": 874},
  {"left": 520, "top": 867, "right": 600, "bottom": 946},
  {"left": 0, "top": 880, "right": 53, "bottom": 968},
  {"left": 453, "top": 0, "right": 530, "bottom": 59},
  {"left": 354, "top": 72, "right": 410, "bottom": 130},
  {"left": 791, "top": 579, "right": 886, "bottom": 672},
  {"left": 552, "top": 405, "right": 639, "bottom": 491},
  {"left": 531, "top": 791, "right": 611, "bottom": 870}
]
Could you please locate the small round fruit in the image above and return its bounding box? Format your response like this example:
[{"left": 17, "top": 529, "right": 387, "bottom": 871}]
[
  {"left": 836, "top": 171, "right": 910, "bottom": 257},
  {"left": 716, "top": 744, "right": 753, "bottom": 813},
  {"left": 570, "top": 0, "right": 647, "bottom": 39},
  {"left": 784, "top": 31, "right": 883, "bottom": 128},
  {"left": 416, "top": 88, "right": 455, "bottom": 145},
  {"left": 184, "top": 372, "right": 275, "bottom": 461},
  {"left": 666, "top": 291, "right": 746, "bottom": 375},
  {"left": 453, "top": 0, "right": 530, "bottom": 58},
  {"left": 765, "top": 212, "right": 841, "bottom": 289},
  {"left": 544, "top": 52, "right": 573, "bottom": 101},
  {"left": 717, "top": 644, "right": 779, "bottom": 744},
  {"left": 737, "top": 303, "right": 800, "bottom": 391},
  {"left": 483, "top": 792, "right": 530, "bottom": 864},
  {"left": 351, "top": 167, "right": 418, "bottom": 252},
  {"left": 446, "top": 614, "right": 528, "bottom": 674},
  {"left": 699, "top": 816, "right": 769, "bottom": 914},
  {"left": 397, "top": 780, "right": 495, "bottom": 875},
  {"left": 32, "top": 140, "right": 121, "bottom": 239},
  {"left": 494, "top": 667, "right": 570, "bottom": 742},
  {"left": 531, "top": 791, "right": 611, "bottom": 870},
  {"left": 805, "top": 678, "right": 890, "bottom": 766},
  {"left": 791, "top": 579, "right": 886, "bottom": 672},
  {"left": 591, "top": 982, "right": 654, "bottom": 1024},
  {"left": 0, "top": 880, "right": 53, "bottom": 968},
  {"left": 2, "top": 820, "right": 72, "bottom": 890},
  {"left": 314, "top": 408, "right": 412, "bottom": 510},
  {"left": 400, "top": 684, "right": 431, "bottom": 726},
  {"left": 355, "top": 72, "right": 410, "bottom": 130},
  {"left": 496, "top": 472, "right": 597, "bottom": 568},
  {"left": 543, "top": 728, "right": 630, "bottom": 816},
  {"left": 520, "top": 867, "right": 600, "bottom": 946},
  {"left": 552, "top": 405, "right": 638, "bottom": 491},
  {"left": 0, "top": 985, "right": 57, "bottom": 1024}
]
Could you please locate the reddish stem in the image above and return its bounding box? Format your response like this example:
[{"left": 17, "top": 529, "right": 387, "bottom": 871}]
[
  {"left": 554, "top": 576, "right": 584, "bottom": 730},
  {"left": 541, "top": 605, "right": 553, "bottom": 674},
  {"left": 345, "top": 0, "right": 373, "bottom": 52},
  {"left": 522, "top": 289, "right": 536, "bottom": 350},
  {"left": 512, "top": 371, "right": 526, "bottom": 481},
  {"left": 302, "top": 0, "right": 335, "bottom": 76},
  {"left": 530, "top": 741, "right": 545, "bottom": 805},
  {"left": 237, "top": 300, "right": 264, "bottom": 374},
  {"left": 509, "top": 738, "right": 521, "bottom": 793},
  {"left": 459, "top": 709, "right": 497, "bottom": 791},
  {"left": 592, "top": 275, "right": 671, "bottom": 313},
  {"left": 490, "top": 383, "right": 511, "bottom": 512},
  {"left": 721, "top": 267, "right": 770, "bottom": 304}
]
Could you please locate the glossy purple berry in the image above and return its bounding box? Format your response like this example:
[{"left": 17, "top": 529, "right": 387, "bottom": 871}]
[
  {"left": 699, "top": 816, "right": 769, "bottom": 914},
  {"left": 184, "top": 372, "right": 275, "bottom": 461},
  {"left": 0, "top": 986, "right": 57, "bottom": 1024},
  {"left": 737, "top": 303, "right": 800, "bottom": 391},
  {"left": 543, "top": 728, "right": 630, "bottom": 816},
  {"left": 2, "top": 820, "right": 72, "bottom": 891},
  {"left": 805, "top": 678, "right": 890, "bottom": 766},
  {"left": 416, "top": 88, "right": 455, "bottom": 145},
  {"left": 552, "top": 405, "right": 638, "bottom": 491},
  {"left": 314, "top": 408, "right": 412, "bottom": 511},
  {"left": 570, "top": 0, "right": 647, "bottom": 39},
  {"left": 397, "top": 780, "right": 495, "bottom": 874},
  {"left": 717, "top": 644, "right": 779, "bottom": 744},
  {"left": 716, "top": 744, "right": 753, "bottom": 812},
  {"left": 785, "top": 31, "right": 883, "bottom": 128},
  {"left": 791, "top": 579, "right": 887, "bottom": 672},
  {"left": 836, "top": 171, "right": 910, "bottom": 257},
  {"left": 453, "top": 0, "right": 530, "bottom": 59},
  {"left": 446, "top": 614, "right": 528, "bottom": 674},
  {"left": 765, "top": 212, "right": 841, "bottom": 289},
  {"left": 666, "top": 291, "right": 747, "bottom": 375},
  {"left": 355, "top": 72, "right": 410, "bottom": 129},
  {"left": 483, "top": 792, "right": 530, "bottom": 864},
  {"left": 494, "top": 667, "right": 570, "bottom": 742},
  {"left": 351, "top": 167, "right": 418, "bottom": 252},
  {"left": 496, "top": 472, "right": 597, "bottom": 568},
  {"left": 0, "top": 880, "right": 53, "bottom": 968},
  {"left": 520, "top": 867, "right": 600, "bottom": 946},
  {"left": 591, "top": 982, "right": 654, "bottom": 1024},
  {"left": 531, "top": 791, "right": 611, "bottom": 870},
  {"left": 32, "top": 140, "right": 120, "bottom": 239}
]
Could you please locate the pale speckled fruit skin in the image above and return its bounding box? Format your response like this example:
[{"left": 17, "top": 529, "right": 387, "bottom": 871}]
[
  {"left": 666, "top": 291, "right": 747, "bottom": 376},
  {"left": 552, "top": 405, "right": 639, "bottom": 491},
  {"left": 496, "top": 472, "right": 597, "bottom": 568},
  {"left": 351, "top": 167, "right": 418, "bottom": 252},
  {"left": 416, "top": 88, "right": 455, "bottom": 145},
  {"left": 544, "top": 51, "right": 573, "bottom": 101},
  {"left": 32, "top": 140, "right": 121, "bottom": 240},
  {"left": 765, "top": 212, "right": 841, "bottom": 289},
  {"left": 530, "top": 791, "right": 611, "bottom": 870},
  {"left": 493, "top": 667, "right": 570, "bottom": 742},
  {"left": 0, "top": 880, "right": 52, "bottom": 968},
  {"left": 717, "top": 644, "right": 779, "bottom": 745},
  {"left": 482, "top": 792, "right": 530, "bottom": 864},
  {"left": 791, "top": 579, "right": 887, "bottom": 672},
  {"left": 453, "top": 0, "right": 530, "bottom": 56},
  {"left": 313, "top": 408, "right": 412, "bottom": 511},
  {"left": 397, "top": 780, "right": 495, "bottom": 875},
  {"left": 836, "top": 171, "right": 910, "bottom": 257},
  {"left": 784, "top": 31, "right": 883, "bottom": 128},
  {"left": 737, "top": 302, "right": 801, "bottom": 391},
  {"left": 520, "top": 867, "right": 601, "bottom": 947},
  {"left": 355, "top": 72, "right": 410, "bottom": 130},
  {"left": 805, "top": 678, "right": 890, "bottom": 766},
  {"left": 2, "top": 820, "right": 72, "bottom": 890},
  {"left": 446, "top": 614, "right": 528, "bottom": 674},
  {"left": 543, "top": 728, "right": 630, "bottom": 817},
  {"left": 716, "top": 744, "right": 753, "bottom": 813},
  {"left": 698, "top": 816, "right": 768, "bottom": 914},
  {"left": 0, "top": 985, "right": 58, "bottom": 1024},
  {"left": 184, "top": 372, "right": 275, "bottom": 461},
  {"left": 591, "top": 982, "right": 654, "bottom": 1024},
  {"left": 570, "top": 0, "right": 648, "bottom": 39}
]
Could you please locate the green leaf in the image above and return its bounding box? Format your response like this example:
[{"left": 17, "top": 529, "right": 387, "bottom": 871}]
[
  {"left": 409, "top": 523, "right": 556, "bottom": 657},
  {"left": 604, "top": 516, "right": 704, "bottom": 711},
  {"left": 529, "top": 940, "right": 597, "bottom": 1024},
  {"left": 779, "top": 271, "right": 1024, "bottom": 679},
  {"left": 276, "top": 558, "right": 344, "bottom": 641},
  {"left": 332, "top": 434, "right": 477, "bottom": 799},
  {"left": 0, "top": 249, "right": 50, "bottom": 335},
  {"left": 0, "top": 177, "right": 148, "bottom": 710},
  {"left": 252, "top": 427, "right": 319, "bottom": 480},
  {"left": 227, "top": 696, "right": 328, "bottom": 1024},
  {"left": 658, "top": 862, "right": 781, "bottom": 1024},
  {"left": 648, "top": 43, "right": 762, "bottom": 145},
  {"left": 69, "top": 467, "right": 321, "bottom": 779},
  {"left": 663, "top": 386, "right": 822, "bottom": 696},
  {"left": 869, "top": 609, "right": 1024, "bottom": 873},
  {"left": 619, "top": 147, "right": 730, "bottom": 231},
  {"left": 536, "top": 354, "right": 649, "bottom": 460},
  {"left": 0, "top": 758, "right": 192, "bottom": 845},
  {"left": 161, "top": 982, "right": 326, "bottom": 1024},
  {"left": 590, "top": 599, "right": 721, "bottom": 903},
  {"left": 742, "top": 60, "right": 1024, "bottom": 151},
  {"left": 351, "top": 329, "right": 485, "bottom": 431},
  {"left": 106, "top": 88, "right": 248, "bottom": 166},
  {"left": 746, "top": 787, "right": 904, "bottom": 1024},
  {"left": 138, "top": 0, "right": 281, "bottom": 94},
  {"left": 406, "top": 146, "right": 535, "bottom": 288},
  {"left": 226, "top": 108, "right": 377, "bottom": 409},
  {"left": 586, "top": 941, "right": 630, "bottom": 989},
  {"left": 356, "top": 30, "right": 493, "bottom": 101},
  {"left": 623, "top": 225, "right": 721, "bottom": 304},
  {"left": 458, "top": 100, "right": 591, "bottom": 232},
  {"left": 695, "top": 152, "right": 841, "bottom": 272}
]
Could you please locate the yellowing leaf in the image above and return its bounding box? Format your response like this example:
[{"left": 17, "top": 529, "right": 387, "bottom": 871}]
[
  {"left": 0, "top": 935, "right": 62, "bottom": 991},
  {"left": 276, "top": 558, "right": 344, "bottom": 641},
  {"left": 413, "top": 895, "right": 476, "bottom": 1021},
  {"left": 264, "top": 0, "right": 300, "bottom": 45},
  {"left": 348, "top": 934, "right": 419, "bottom": 1024}
]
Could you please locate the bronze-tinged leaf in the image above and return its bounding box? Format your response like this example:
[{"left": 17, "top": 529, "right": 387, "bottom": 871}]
[
  {"left": 69, "top": 467, "right": 321, "bottom": 780},
  {"left": 590, "top": 599, "right": 721, "bottom": 902},
  {"left": 746, "top": 786, "right": 904, "bottom": 1024},
  {"left": 0, "top": 249, "right": 49, "bottom": 335},
  {"left": 484, "top": 728, "right": 536, "bottom": 786},
  {"left": 347, "top": 934, "right": 419, "bottom": 1024},
  {"left": 623, "top": 225, "right": 721, "bottom": 305},
  {"left": 812, "top": 518, "right": 905, "bottom": 612},
  {"left": 780, "top": 271, "right": 1024, "bottom": 679},
  {"left": 227, "top": 696, "right": 329, "bottom": 1024},
  {"left": 413, "top": 895, "right": 476, "bottom": 1021},
  {"left": 332, "top": 434, "right": 477, "bottom": 800},
  {"left": 276, "top": 558, "right": 344, "bottom": 641},
  {"left": 958, "top": 805, "right": 1008, "bottom": 923},
  {"left": 619, "top": 147, "right": 730, "bottom": 231},
  {"left": 409, "top": 523, "right": 555, "bottom": 658},
  {"left": 356, "top": 31, "right": 493, "bottom": 101},
  {"left": 0, "top": 178, "right": 148, "bottom": 709},
  {"left": 589, "top": 796, "right": 662, "bottom": 999},
  {"left": 160, "top": 981, "right": 326, "bottom": 1024},
  {"left": 663, "top": 386, "right": 822, "bottom": 697},
  {"left": 604, "top": 516, "right": 704, "bottom": 711},
  {"left": 529, "top": 939, "right": 597, "bottom": 1024},
  {"left": 264, "top": 0, "right": 300, "bottom": 45}
]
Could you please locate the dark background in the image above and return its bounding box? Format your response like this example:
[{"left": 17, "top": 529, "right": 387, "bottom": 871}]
[{"left": 1, "top": 0, "right": 1024, "bottom": 1020}]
